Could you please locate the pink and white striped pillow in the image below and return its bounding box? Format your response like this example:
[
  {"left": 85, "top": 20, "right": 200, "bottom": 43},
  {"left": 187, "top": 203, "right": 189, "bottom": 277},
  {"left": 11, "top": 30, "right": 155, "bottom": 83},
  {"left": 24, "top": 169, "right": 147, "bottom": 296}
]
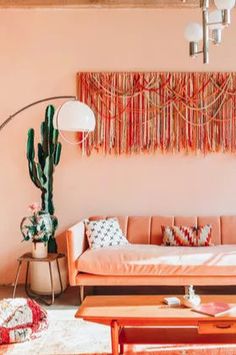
[{"left": 162, "top": 225, "right": 212, "bottom": 246}]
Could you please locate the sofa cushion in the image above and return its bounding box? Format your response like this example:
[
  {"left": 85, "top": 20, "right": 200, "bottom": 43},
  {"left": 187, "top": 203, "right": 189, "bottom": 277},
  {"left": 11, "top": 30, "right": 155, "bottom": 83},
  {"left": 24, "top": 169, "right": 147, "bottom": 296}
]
[
  {"left": 76, "top": 244, "right": 236, "bottom": 277},
  {"left": 85, "top": 218, "right": 129, "bottom": 249},
  {"left": 88, "top": 216, "right": 223, "bottom": 245},
  {"left": 162, "top": 225, "right": 212, "bottom": 246}
]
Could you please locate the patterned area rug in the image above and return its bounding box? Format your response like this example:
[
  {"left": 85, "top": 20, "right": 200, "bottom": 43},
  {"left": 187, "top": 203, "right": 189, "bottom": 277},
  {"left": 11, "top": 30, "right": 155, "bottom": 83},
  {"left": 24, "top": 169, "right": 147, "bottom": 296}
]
[{"left": 1, "top": 309, "right": 236, "bottom": 355}]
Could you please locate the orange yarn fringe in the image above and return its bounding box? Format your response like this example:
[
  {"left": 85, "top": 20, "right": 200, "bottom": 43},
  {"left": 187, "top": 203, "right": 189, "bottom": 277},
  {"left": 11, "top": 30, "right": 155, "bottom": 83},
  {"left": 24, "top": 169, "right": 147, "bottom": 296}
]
[{"left": 76, "top": 72, "right": 236, "bottom": 156}]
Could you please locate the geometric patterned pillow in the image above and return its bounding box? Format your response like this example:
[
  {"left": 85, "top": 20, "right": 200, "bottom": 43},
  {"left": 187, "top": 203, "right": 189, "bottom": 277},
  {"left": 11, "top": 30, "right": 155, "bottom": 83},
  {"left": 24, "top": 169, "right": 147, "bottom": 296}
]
[
  {"left": 162, "top": 224, "right": 212, "bottom": 246},
  {"left": 195, "top": 224, "right": 213, "bottom": 246},
  {"left": 84, "top": 218, "right": 129, "bottom": 249}
]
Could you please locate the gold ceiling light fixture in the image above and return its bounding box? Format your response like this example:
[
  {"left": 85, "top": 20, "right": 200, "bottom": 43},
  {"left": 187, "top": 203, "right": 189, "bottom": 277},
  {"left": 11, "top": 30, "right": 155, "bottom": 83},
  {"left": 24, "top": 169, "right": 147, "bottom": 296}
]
[{"left": 184, "top": 0, "right": 235, "bottom": 64}]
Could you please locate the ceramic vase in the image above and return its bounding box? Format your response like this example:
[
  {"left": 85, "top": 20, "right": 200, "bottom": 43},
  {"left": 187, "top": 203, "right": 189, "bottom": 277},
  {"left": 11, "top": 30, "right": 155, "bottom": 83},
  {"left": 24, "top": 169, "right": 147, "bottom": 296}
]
[{"left": 183, "top": 285, "right": 201, "bottom": 308}]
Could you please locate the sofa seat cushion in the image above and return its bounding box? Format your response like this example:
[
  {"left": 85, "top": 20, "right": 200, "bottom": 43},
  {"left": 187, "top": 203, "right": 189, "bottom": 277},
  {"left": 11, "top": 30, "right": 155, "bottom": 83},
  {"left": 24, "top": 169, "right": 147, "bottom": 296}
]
[{"left": 76, "top": 244, "right": 236, "bottom": 277}]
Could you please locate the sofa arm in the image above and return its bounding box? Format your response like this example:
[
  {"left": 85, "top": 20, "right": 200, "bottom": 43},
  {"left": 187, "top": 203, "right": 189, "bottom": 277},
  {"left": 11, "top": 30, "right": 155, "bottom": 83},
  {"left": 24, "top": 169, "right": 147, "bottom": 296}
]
[{"left": 66, "top": 220, "right": 88, "bottom": 286}]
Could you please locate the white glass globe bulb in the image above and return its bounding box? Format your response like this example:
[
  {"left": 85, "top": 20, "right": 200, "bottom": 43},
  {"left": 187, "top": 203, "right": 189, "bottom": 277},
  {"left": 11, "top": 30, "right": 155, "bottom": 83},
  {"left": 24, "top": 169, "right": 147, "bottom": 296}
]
[
  {"left": 184, "top": 23, "right": 203, "bottom": 42},
  {"left": 53, "top": 101, "right": 96, "bottom": 132},
  {"left": 214, "top": 0, "right": 235, "bottom": 10},
  {"left": 208, "top": 10, "right": 224, "bottom": 29}
]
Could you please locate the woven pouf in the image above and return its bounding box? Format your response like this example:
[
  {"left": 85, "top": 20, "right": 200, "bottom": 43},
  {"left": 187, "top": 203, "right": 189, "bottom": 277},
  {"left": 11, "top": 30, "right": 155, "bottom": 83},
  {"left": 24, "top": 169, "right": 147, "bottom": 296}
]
[{"left": 0, "top": 298, "right": 48, "bottom": 344}]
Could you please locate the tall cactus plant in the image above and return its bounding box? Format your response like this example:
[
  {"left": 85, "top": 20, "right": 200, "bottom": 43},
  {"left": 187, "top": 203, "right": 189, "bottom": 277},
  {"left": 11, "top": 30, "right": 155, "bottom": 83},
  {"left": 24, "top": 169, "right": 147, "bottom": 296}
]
[{"left": 26, "top": 105, "right": 62, "bottom": 253}]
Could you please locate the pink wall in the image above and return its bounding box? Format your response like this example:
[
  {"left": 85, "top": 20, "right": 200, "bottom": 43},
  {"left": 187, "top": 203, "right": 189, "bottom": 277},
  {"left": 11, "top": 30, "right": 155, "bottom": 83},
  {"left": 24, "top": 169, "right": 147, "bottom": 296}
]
[{"left": 1, "top": 8, "right": 236, "bottom": 284}]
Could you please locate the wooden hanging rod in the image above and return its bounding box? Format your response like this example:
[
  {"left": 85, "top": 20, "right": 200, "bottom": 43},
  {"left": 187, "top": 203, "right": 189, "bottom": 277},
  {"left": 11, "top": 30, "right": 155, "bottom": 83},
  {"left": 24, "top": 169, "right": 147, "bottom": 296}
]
[{"left": 0, "top": 0, "right": 202, "bottom": 9}]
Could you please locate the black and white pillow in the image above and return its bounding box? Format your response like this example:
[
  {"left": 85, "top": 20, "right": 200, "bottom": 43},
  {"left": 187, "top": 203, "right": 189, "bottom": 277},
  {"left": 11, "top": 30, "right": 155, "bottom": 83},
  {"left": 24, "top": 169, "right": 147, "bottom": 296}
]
[{"left": 85, "top": 218, "right": 129, "bottom": 249}]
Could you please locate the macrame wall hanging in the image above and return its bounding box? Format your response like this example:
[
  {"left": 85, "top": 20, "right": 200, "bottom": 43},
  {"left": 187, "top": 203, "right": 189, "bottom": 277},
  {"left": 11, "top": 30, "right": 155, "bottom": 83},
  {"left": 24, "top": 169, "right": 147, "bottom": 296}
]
[{"left": 77, "top": 72, "right": 236, "bottom": 156}]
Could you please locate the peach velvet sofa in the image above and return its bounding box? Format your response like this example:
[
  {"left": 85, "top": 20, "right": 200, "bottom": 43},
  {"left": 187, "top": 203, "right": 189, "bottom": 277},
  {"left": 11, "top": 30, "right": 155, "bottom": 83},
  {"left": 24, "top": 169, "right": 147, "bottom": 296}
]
[{"left": 66, "top": 215, "right": 236, "bottom": 301}]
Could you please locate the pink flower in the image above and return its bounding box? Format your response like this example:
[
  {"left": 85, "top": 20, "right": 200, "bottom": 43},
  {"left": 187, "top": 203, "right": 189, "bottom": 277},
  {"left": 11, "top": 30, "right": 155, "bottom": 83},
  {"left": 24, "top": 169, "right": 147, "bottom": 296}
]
[{"left": 28, "top": 202, "right": 40, "bottom": 214}]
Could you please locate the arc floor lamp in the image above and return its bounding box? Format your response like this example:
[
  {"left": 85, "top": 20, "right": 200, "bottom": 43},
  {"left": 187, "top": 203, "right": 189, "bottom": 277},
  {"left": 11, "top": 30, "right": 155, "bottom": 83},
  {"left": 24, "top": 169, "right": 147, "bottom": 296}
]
[{"left": 0, "top": 95, "right": 96, "bottom": 138}]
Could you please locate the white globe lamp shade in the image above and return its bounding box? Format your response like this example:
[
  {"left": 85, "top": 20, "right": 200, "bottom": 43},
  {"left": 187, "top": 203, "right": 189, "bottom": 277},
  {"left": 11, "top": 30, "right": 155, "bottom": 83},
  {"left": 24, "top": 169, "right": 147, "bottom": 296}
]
[
  {"left": 208, "top": 10, "right": 224, "bottom": 29},
  {"left": 53, "top": 100, "right": 96, "bottom": 132},
  {"left": 184, "top": 23, "right": 203, "bottom": 42},
  {"left": 214, "top": 0, "right": 235, "bottom": 9}
]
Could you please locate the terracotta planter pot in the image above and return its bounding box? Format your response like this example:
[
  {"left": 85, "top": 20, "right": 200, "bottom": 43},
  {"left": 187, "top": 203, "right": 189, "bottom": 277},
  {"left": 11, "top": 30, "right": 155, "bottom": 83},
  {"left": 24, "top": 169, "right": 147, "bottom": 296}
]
[
  {"left": 32, "top": 242, "right": 48, "bottom": 259},
  {"left": 29, "top": 255, "right": 68, "bottom": 295}
]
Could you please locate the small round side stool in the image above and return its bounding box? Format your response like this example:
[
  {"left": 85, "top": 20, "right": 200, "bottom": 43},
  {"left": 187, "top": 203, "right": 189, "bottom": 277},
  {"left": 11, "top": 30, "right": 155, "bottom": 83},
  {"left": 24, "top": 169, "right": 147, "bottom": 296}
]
[{"left": 13, "top": 252, "right": 64, "bottom": 306}]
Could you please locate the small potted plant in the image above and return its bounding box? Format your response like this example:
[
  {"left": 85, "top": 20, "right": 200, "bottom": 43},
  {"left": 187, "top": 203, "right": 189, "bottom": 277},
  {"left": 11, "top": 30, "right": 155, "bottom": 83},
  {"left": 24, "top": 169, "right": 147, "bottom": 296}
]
[{"left": 20, "top": 203, "right": 56, "bottom": 258}]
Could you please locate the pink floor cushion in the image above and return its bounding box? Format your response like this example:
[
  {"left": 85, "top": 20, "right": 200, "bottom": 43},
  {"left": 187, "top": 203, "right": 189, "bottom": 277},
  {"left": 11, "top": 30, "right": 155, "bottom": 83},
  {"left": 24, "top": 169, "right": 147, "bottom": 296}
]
[{"left": 0, "top": 298, "right": 48, "bottom": 344}]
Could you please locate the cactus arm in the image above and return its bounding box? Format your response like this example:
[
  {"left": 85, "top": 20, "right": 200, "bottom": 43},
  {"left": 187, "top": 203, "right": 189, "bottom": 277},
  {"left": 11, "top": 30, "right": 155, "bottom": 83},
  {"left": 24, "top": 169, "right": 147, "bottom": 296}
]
[
  {"left": 54, "top": 142, "right": 62, "bottom": 165},
  {"left": 28, "top": 161, "right": 43, "bottom": 189},
  {"left": 36, "top": 163, "right": 46, "bottom": 184},
  {"left": 46, "top": 105, "right": 55, "bottom": 155},
  {"left": 26, "top": 129, "right": 35, "bottom": 161},
  {"left": 41, "top": 121, "right": 49, "bottom": 156},
  {"left": 53, "top": 129, "right": 59, "bottom": 146},
  {"left": 38, "top": 143, "right": 45, "bottom": 170},
  {"left": 27, "top": 161, "right": 37, "bottom": 187}
]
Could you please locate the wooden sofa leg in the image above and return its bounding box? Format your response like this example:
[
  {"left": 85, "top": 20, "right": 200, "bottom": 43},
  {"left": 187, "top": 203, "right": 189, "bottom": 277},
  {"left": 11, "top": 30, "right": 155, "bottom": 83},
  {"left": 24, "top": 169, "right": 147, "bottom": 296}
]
[{"left": 80, "top": 285, "right": 85, "bottom": 303}]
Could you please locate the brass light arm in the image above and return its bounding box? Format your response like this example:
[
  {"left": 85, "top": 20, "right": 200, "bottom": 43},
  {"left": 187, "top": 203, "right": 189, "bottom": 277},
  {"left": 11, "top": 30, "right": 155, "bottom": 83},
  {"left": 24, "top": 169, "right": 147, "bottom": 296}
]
[{"left": 0, "top": 95, "right": 76, "bottom": 132}]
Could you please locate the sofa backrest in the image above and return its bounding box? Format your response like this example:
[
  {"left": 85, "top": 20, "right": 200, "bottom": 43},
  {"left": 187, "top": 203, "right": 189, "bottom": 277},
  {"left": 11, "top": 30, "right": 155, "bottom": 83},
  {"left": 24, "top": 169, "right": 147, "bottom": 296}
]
[{"left": 89, "top": 215, "right": 236, "bottom": 245}]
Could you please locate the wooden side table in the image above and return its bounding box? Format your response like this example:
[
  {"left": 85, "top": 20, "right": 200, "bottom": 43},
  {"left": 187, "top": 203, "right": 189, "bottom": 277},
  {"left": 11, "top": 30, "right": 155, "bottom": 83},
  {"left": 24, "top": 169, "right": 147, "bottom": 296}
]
[{"left": 13, "top": 252, "right": 64, "bottom": 306}]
